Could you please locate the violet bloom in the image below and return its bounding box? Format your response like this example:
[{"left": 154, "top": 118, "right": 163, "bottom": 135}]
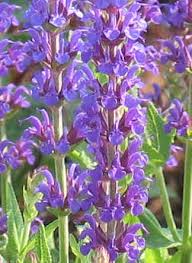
[
  {"left": 25, "top": 0, "right": 49, "bottom": 27},
  {"left": 141, "top": 83, "right": 161, "bottom": 103},
  {"left": 164, "top": 99, "right": 190, "bottom": 136},
  {"left": 0, "top": 209, "right": 7, "bottom": 235},
  {"left": 0, "top": 140, "right": 11, "bottom": 174},
  {"left": 79, "top": 215, "right": 147, "bottom": 262},
  {"left": 122, "top": 184, "right": 149, "bottom": 216},
  {"left": 0, "top": 84, "right": 30, "bottom": 120},
  {"left": 4, "top": 139, "right": 35, "bottom": 170},
  {"left": 67, "top": 164, "right": 96, "bottom": 213},
  {"left": 0, "top": 3, "right": 19, "bottom": 33},
  {"left": 30, "top": 217, "right": 43, "bottom": 235},
  {"left": 166, "top": 145, "right": 183, "bottom": 168},
  {"left": 35, "top": 167, "right": 65, "bottom": 212},
  {"left": 32, "top": 70, "right": 59, "bottom": 106},
  {"left": 23, "top": 109, "right": 55, "bottom": 155},
  {"left": 0, "top": 40, "right": 33, "bottom": 76},
  {"left": 161, "top": 0, "right": 188, "bottom": 28},
  {"left": 161, "top": 37, "right": 188, "bottom": 73}
]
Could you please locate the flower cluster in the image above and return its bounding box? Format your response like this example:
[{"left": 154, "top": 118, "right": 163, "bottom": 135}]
[
  {"left": 35, "top": 167, "right": 65, "bottom": 212},
  {"left": 67, "top": 1, "right": 160, "bottom": 261},
  {"left": 79, "top": 215, "right": 147, "bottom": 262},
  {"left": 164, "top": 99, "right": 190, "bottom": 136},
  {"left": 161, "top": 0, "right": 188, "bottom": 28},
  {"left": 0, "top": 84, "right": 30, "bottom": 120},
  {"left": 0, "top": 3, "right": 19, "bottom": 33},
  {"left": 0, "top": 139, "right": 35, "bottom": 173}
]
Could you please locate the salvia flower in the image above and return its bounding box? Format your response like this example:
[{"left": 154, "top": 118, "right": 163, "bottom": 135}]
[
  {"left": 30, "top": 217, "right": 43, "bottom": 235},
  {"left": 79, "top": 215, "right": 147, "bottom": 262},
  {"left": 4, "top": 139, "right": 35, "bottom": 170},
  {"left": 0, "top": 140, "right": 11, "bottom": 173},
  {"left": 0, "top": 208, "right": 7, "bottom": 235},
  {"left": 0, "top": 3, "right": 19, "bottom": 33},
  {"left": 35, "top": 167, "right": 65, "bottom": 212},
  {"left": 0, "top": 84, "right": 30, "bottom": 120},
  {"left": 161, "top": 0, "right": 188, "bottom": 28},
  {"left": 23, "top": 109, "right": 55, "bottom": 155},
  {"left": 25, "top": 0, "right": 49, "bottom": 27},
  {"left": 164, "top": 99, "right": 190, "bottom": 136},
  {"left": 161, "top": 37, "right": 188, "bottom": 73}
]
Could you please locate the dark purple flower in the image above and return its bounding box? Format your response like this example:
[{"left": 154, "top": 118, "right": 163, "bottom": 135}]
[
  {"left": 121, "top": 224, "right": 146, "bottom": 263},
  {"left": 25, "top": 0, "right": 49, "bottom": 27},
  {"left": 0, "top": 140, "right": 11, "bottom": 173},
  {"left": 30, "top": 217, "right": 43, "bottom": 235},
  {"left": 67, "top": 164, "right": 96, "bottom": 213},
  {"left": 161, "top": 37, "right": 188, "bottom": 73},
  {"left": 166, "top": 145, "right": 183, "bottom": 168},
  {"left": 0, "top": 209, "right": 7, "bottom": 235},
  {"left": 23, "top": 110, "right": 55, "bottom": 155},
  {"left": 161, "top": 0, "right": 188, "bottom": 28},
  {"left": 4, "top": 139, "right": 35, "bottom": 169},
  {"left": 35, "top": 167, "right": 65, "bottom": 212},
  {"left": 79, "top": 215, "right": 147, "bottom": 262},
  {"left": 123, "top": 184, "right": 148, "bottom": 216},
  {"left": 164, "top": 99, "right": 190, "bottom": 136},
  {"left": 0, "top": 3, "right": 19, "bottom": 33},
  {"left": 0, "top": 84, "right": 30, "bottom": 120}
]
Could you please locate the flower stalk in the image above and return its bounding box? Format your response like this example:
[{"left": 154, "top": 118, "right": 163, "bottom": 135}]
[
  {"left": 156, "top": 167, "right": 180, "bottom": 241},
  {"left": 0, "top": 121, "right": 10, "bottom": 212},
  {"left": 50, "top": 1, "right": 69, "bottom": 257},
  {"left": 181, "top": 77, "right": 192, "bottom": 263},
  {"left": 52, "top": 106, "right": 69, "bottom": 263}
]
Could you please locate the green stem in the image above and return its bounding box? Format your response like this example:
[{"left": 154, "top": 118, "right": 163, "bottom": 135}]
[
  {"left": 52, "top": 107, "right": 69, "bottom": 263},
  {"left": 156, "top": 167, "right": 180, "bottom": 241},
  {"left": 181, "top": 77, "right": 192, "bottom": 263},
  {"left": 18, "top": 222, "right": 31, "bottom": 263},
  {"left": 182, "top": 142, "right": 192, "bottom": 243},
  {"left": 20, "top": 222, "right": 31, "bottom": 251},
  {"left": 49, "top": 1, "right": 69, "bottom": 261},
  {"left": 0, "top": 122, "right": 10, "bottom": 212}
]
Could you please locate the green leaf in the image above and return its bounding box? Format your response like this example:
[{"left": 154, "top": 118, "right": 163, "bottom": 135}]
[
  {"left": 47, "top": 207, "right": 70, "bottom": 217},
  {"left": 23, "top": 188, "right": 41, "bottom": 222},
  {"left": 68, "top": 142, "right": 97, "bottom": 169},
  {"left": 124, "top": 213, "right": 140, "bottom": 225},
  {"left": 19, "top": 220, "right": 58, "bottom": 260},
  {"left": 5, "top": 212, "right": 19, "bottom": 261},
  {"left": 6, "top": 183, "right": 23, "bottom": 232},
  {"left": 143, "top": 103, "right": 175, "bottom": 172},
  {"left": 116, "top": 254, "right": 127, "bottom": 263},
  {"left": 139, "top": 208, "right": 181, "bottom": 248},
  {"left": 165, "top": 251, "right": 182, "bottom": 263},
  {"left": 143, "top": 248, "right": 168, "bottom": 263},
  {"left": 70, "top": 234, "right": 90, "bottom": 263},
  {"left": 36, "top": 224, "right": 52, "bottom": 263},
  {"left": 70, "top": 234, "right": 84, "bottom": 259}
]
